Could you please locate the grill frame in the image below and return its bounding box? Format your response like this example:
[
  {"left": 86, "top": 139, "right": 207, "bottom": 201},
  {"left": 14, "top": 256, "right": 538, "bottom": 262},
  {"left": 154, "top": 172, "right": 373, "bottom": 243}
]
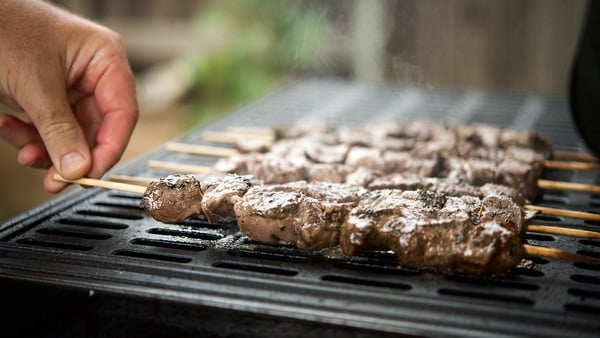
[{"left": 2, "top": 78, "right": 600, "bottom": 337}]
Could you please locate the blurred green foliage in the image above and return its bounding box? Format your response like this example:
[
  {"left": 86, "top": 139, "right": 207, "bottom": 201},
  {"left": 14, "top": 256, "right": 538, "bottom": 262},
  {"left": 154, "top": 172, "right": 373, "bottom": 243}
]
[{"left": 182, "top": 0, "right": 327, "bottom": 127}]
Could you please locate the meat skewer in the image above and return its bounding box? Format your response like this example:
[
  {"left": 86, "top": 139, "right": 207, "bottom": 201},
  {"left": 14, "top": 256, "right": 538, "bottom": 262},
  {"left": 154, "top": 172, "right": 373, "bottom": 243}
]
[
  {"left": 146, "top": 159, "right": 600, "bottom": 223},
  {"left": 201, "top": 122, "right": 598, "bottom": 168},
  {"left": 112, "top": 172, "right": 600, "bottom": 224},
  {"left": 226, "top": 122, "right": 598, "bottom": 161},
  {"left": 53, "top": 174, "right": 600, "bottom": 275}
]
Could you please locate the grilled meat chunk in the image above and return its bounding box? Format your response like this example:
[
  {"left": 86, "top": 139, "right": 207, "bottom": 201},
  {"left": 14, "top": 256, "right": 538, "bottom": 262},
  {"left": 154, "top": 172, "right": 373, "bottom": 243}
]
[
  {"left": 233, "top": 183, "right": 360, "bottom": 250},
  {"left": 233, "top": 138, "right": 271, "bottom": 154},
  {"left": 201, "top": 174, "right": 253, "bottom": 223},
  {"left": 214, "top": 153, "right": 307, "bottom": 184},
  {"left": 141, "top": 175, "right": 204, "bottom": 224},
  {"left": 340, "top": 190, "right": 527, "bottom": 275}
]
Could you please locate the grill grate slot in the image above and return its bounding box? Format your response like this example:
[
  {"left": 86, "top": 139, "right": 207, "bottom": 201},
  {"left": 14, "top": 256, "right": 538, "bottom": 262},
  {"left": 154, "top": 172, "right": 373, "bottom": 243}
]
[
  {"left": 333, "top": 260, "right": 420, "bottom": 276},
  {"left": 445, "top": 275, "right": 541, "bottom": 291},
  {"left": 321, "top": 274, "right": 412, "bottom": 290},
  {"left": 571, "top": 274, "right": 600, "bottom": 285},
  {"left": 532, "top": 215, "right": 562, "bottom": 222},
  {"left": 36, "top": 227, "right": 112, "bottom": 240},
  {"left": 212, "top": 261, "right": 298, "bottom": 276},
  {"left": 76, "top": 209, "right": 143, "bottom": 220},
  {"left": 568, "top": 288, "right": 600, "bottom": 299},
  {"left": 580, "top": 239, "right": 600, "bottom": 248},
  {"left": 438, "top": 288, "right": 536, "bottom": 306},
  {"left": 227, "top": 248, "right": 310, "bottom": 263},
  {"left": 525, "top": 233, "right": 556, "bottom": 242},
  {"left": 112, "top": 249, "right": 193, "bottom": 263},
  {"left": 16, "top": 238, "right": 93, "bottom": 251},
  {"left": 563, "top": 303, "right": 600, "bottom": 315},
  {"left": 573, "top": 262, "right": 600, "bottom": 271},
  {"left": 131, "top": 238, "right": 208, "bottom": 252},
  {"left": 57, "top": 217, "right": 128, "bottom": 230}
]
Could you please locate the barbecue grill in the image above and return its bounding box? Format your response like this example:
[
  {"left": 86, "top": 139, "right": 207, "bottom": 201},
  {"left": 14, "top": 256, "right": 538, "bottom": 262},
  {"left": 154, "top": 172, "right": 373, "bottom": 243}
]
[{"left": 2, "top": 78, "right": 599, "bottom": 337}]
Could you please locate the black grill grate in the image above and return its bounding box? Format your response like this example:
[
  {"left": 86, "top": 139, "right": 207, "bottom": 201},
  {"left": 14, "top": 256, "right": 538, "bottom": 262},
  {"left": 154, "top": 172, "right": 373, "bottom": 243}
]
[{"left": 2, "top": 78, "right": 600, "bottom": 337}]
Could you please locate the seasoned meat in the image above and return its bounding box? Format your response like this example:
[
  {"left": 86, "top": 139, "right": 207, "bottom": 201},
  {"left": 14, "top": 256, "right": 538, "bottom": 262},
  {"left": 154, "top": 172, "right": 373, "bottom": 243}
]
[
  {"left": 275, "top": 180, "right": 367, "bottom": 204},
  {"left": 201, "top": 174, "right": 252, "bottom": 223},
  {"left": 368, "top": 175, "right": 483, "bottom": 198},
  {"left": 340, "top": 190, "right": 527, "bottom": 275},
  {"left": 233, "top": 138, "right": 271, "bottom": 153},
  {"left": 496, "top": 158, "right": 543, "bottom": 200},
  {"left": 344, "top": 167, "right": 380, "bottom": 187},
  {"left": 304, "top": 143, "right": 350, "bottom": 164},
  {"left": 306, "top": 163, "right": 352, "bottom": 183},
  {"left": 382, "top": 152, "right": 444, "bottom": 176},
  {"left": 233, "top": 184, "right": 356, "bottom": 250},
  {"left": 140, "top": 175, "right": 204, "bottom": 224},
  {"left": 214, "top": 153, "right": 307, "bottom": 184},
  {"left": 345, "top": 147, "right": 383, "bottom": 171}
]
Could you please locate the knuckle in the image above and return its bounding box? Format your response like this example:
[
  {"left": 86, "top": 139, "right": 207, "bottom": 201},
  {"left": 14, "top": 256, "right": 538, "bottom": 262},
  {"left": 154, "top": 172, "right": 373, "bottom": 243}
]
[{"left": 34, "top": 110, "right": 77, "bottom": 139}]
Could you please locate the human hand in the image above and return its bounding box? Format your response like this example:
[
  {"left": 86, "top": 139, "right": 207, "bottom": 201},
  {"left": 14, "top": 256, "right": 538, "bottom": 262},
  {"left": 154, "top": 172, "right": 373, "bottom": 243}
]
[{"left": 0, "top": 0, "right": 138, "bottom": 193}]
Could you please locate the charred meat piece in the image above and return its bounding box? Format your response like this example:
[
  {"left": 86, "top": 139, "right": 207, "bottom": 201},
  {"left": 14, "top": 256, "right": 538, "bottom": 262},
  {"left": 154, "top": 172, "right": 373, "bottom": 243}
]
[
  {"left": 214, "top": 153, "right": 308, "bottom": 184},
  {"left": 344, "top": 167, "right": 380, "bottom": 187},
  {"left": 233, "top": 138, "right": 272, "bottom": 154},
  {"left": 273, "top": 180, "right": 368, "bottom": 204},
  {"left": 140, "top": 174, "right": 204, "bottom": 224},
  {"left": 233, "top": 183, "right": 359, "bottom": 250},
  {"left": 340, "top": 190, "right": 527, "bottom": 275},
  {"left": 368, "top": 175, "right": 485, "bottom": 199},
  {"left": 306, "top": 163, "right": 352, "bottom": 183},
  {"left": 304, "top": 143, "right": 350, "bottom": 164},
  {"left": 345, "top": 147, "right": 384, "bottom": 171},
  {"left": 445, "top": 156, "right": 543, "bottom": 200},
  {"left": 367, "top": 174, "right": 532, "bottom": 206},
  {"left": 201, "top": 174, "right": 253, "bottom": 223},
  {"left": 382, "top": 151, "right": 444, "bottom": 176}
]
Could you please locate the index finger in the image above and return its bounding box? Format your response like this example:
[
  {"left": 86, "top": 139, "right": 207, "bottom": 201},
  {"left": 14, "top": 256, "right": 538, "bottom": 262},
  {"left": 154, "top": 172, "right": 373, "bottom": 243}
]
[{"left": 88, "top": 55, "right": 139, "bottom": 178}]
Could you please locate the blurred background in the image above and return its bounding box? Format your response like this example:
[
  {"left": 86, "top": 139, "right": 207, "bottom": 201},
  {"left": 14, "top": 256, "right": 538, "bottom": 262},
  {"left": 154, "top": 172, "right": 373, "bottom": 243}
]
[{"left": 0, "top": 0, "right": 587, "bottom": 222}]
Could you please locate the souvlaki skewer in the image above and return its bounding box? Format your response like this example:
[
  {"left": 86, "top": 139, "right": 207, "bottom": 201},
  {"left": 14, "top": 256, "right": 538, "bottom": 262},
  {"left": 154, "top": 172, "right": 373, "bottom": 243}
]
[{"left": 54, "top": 173, "right": 600, "bottom": 276}]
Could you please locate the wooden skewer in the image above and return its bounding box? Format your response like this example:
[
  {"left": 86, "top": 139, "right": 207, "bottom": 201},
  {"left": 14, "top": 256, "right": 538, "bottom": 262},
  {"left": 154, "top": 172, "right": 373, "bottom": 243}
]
[
  {"left": 525, "top": 205, "right": 600, "bottom": 223},
  {"left": 537, "top": 179, "right": 600, "bottom": 194},
  {"left": 53, "top": 174, "right": 146, "bottom": 194},
  {"left": 524, "top": 244, "right": 600, "bottom": 264},
  {"left": 109, "top": 175, "right": 154, "bottom": 187},
  {"left": 148, "top": 160, "right": 213, "bottom": 174},
  {"left": 544, "top": 160, "right": 600, "bottom": 171},
  {"left": 553, "top": 150, "right": 599, "bottom": 163},
  {"left": 202, "top": 130, "right": 274, "bottom": 144},
  {"left": 527, "top": 224, "right": 600, "bottom": 239},
  {"left": 164, "top": 142, "right": 238, "bottom": 157}
]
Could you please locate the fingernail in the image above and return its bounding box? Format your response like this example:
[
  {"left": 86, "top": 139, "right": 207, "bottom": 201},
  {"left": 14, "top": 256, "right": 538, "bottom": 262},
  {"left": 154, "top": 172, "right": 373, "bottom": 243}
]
[{"left": 60, "top": 152, "right": 85, "bottom": 174}]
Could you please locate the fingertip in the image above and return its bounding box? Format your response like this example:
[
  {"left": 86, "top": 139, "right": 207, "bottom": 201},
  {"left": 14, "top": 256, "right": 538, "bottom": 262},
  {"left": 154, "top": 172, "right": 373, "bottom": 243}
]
[{"left": 58, "top": 150, "right": 91, "bottom": 179}]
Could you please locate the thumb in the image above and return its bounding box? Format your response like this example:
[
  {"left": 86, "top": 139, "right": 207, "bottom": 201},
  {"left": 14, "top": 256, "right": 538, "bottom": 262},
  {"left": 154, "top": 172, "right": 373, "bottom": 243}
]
[{"left": 22, "top": 82, "right": 91, "bottom": 180}]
